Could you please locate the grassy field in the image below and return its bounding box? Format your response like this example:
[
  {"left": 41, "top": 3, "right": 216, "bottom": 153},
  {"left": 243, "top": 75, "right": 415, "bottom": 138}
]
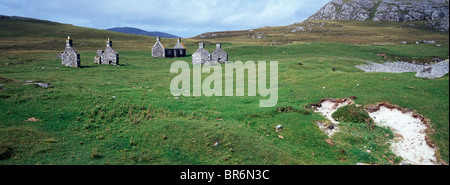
[{"left": 0, "top": 16, "right": 449, "bottom": 165}]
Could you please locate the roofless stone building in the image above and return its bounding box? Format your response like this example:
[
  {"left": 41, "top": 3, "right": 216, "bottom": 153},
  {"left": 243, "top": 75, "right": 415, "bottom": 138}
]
[
  {"left": 192, "top": 42, "right": 214, "bottom": 65},
  {"left": 173, "top": 38, "right": 187, "bottom": 57},
  {"left": 94, "top": 38, "right": 119, "bottom": 65},
  {"left": 192, "top": 42, "right": 228, "bottom": 65},
  {"left": 152, "top": 37, "right": 186, "bottom": 58},
  {"left": 211, "top": 43, "right": 228, "bottom": 63},
  {"left": 57, "top": 36, "right": 81, "bottom": 68}
]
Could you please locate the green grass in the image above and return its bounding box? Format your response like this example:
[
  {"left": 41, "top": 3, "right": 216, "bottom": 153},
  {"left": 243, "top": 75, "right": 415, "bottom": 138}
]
[
  {"left": 0, "top": 16, "right": 448, "bottom": 165},
  {"left": 332, "top": 105, "right": 373, "bottom": 124},
  {"left": 0, "top": 41, "right": 448, "bottom": 165}
]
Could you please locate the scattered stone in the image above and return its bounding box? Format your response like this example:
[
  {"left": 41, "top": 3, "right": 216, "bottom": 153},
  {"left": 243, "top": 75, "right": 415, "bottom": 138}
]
[
  {"left": 275, "top": 125, "right": 283, "bottom": 132},
  {"left": 25, "top": 117, "right": 41, "bottom": 122},
  {"left": 23, "top": 80, "right": 50, "bottom": 88},
  {"left": 423, "top": 40, "right": 437, "bottom": 44},
  {"left": 325, "top": 139, "right": 335, "bottom": 146},
  {"left": 36, "top": 83, "right": 50, "bottom": 88},
  {"left": 316, "top": 121, "right": 339, "bottom": 138},
  {"left": 313, "top": 98, "right": 356, "bottom": 137},
  {"left": 356, "top": 59, "right": 449, "bottom": 79},
  {"left": 415, "top": 60, "right": 449, "bottom": 79}
]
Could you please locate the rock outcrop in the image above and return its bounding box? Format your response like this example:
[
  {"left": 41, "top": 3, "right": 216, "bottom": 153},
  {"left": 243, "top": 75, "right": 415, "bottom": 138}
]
[
  {"left": 415, "top": 59, "right": 449, "bottom": 79},
  {"left": 307, "top": 0, "right": 449, "bottom": 31}
]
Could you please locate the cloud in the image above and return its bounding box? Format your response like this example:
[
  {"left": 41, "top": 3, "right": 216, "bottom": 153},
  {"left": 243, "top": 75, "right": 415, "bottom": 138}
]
[{"left": 0, "top": 0, "right": 329, "bottom": 37}]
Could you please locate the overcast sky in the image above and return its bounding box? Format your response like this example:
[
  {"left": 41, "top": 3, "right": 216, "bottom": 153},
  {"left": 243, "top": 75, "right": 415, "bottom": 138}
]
[{"left": 0, "top": 0, "right": 329, "bottom": 38}]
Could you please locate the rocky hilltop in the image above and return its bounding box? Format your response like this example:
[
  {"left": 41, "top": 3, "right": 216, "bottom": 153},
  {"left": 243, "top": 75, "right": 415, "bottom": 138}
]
[{"left": 307, "top": 0, "right": 449, "bottom": 31}]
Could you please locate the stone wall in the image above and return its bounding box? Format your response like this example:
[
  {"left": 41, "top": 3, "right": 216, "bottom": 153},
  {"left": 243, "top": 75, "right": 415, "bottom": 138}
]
[
  {"left": 192, "top": 43, "right": 211, "bottom": 65},
  {"left": 59, "top": 38, "right": 81, "bottom": 68},
  {"left": 103, "top": 46, "right": 119, "bottom": 65},
  {"left": 152, "top": 38, "right": 165, "bottom": 58},
  {"left": 152, "top": 37, "right": 186, "bottom": 58},
  {"left": 95, "top": 39, "right": 119, "bottom": 65},
  {"left": 211, "top": 43, "right": 228, "bottom": 63},
  {"left": 192, "top": 42, "right": 226, "bottom": 65},
  {"left": 165, "top": 48, "right": 175, "bottom": 58},
  {"left": 174, "top": 49, "right": 186, "bottom": 57}
]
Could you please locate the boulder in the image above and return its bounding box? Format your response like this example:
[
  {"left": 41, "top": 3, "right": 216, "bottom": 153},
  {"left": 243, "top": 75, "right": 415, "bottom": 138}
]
[{"left": 415, "top": 60, "right": 449, "bottom": 79}]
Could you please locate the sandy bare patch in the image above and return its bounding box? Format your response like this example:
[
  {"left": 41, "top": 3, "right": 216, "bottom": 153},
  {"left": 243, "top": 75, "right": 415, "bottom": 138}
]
[
  {"left": 366, "top": 104, "right": 438, "bottom": 165},
  {"left": 313, "top": 98, "right": 355, "bottom": 137}
]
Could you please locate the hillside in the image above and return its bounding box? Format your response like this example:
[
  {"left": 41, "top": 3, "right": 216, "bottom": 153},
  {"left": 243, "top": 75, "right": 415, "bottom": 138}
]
[
  {"left": 0, "top": 8, "right": 449, "bottom": 166},
  {"left": 0, "top": 15, "right": 164, "bottom": 51},
  {"left": 107, "top": 27, "right": 180, "bottom": 38},
  {"left": 193, "top": 20, "right": 449, "bottom": 45},
  {"left": 192, "top": 0, "right": 449, "bottom": 45},
  {"left": 307, "top": 0, "right": 449, "bottom": 32}
]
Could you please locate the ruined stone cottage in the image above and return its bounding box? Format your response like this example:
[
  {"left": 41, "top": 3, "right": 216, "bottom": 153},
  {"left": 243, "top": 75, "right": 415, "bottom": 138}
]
[
  {"left": 57, "top": 36, "right": 80, "bottom": 68},
  {"left": 152, "top": 37, "right": 186, "bottom": 58},
  {"left": 192, "top": 42, "right": 214, "bottom": 65},
  {"left": 192, "top": 42, "right": 228, "bottom": 65},
  {"left": 173, "top": 38, "right": 187, "bottom": 57},
  {"left": 211, "top": 43, "right": 228, "bottom": 63},
  {"left": 94, "top": 38, "right": 119, "bottom": 65}
]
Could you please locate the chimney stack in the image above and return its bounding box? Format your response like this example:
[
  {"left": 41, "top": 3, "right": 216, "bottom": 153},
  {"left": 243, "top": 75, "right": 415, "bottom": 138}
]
[
  {"left": 66, "top": 36, "right": 73, "bottom": 47},
  {"left": 106, "top": 37, "right": 112, "bottom": 47}
]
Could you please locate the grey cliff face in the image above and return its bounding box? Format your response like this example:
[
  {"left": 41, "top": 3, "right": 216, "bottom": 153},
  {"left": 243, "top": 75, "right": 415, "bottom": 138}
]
[{"left": 307, "top": 0, "right": 449, "bottom": 31}]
